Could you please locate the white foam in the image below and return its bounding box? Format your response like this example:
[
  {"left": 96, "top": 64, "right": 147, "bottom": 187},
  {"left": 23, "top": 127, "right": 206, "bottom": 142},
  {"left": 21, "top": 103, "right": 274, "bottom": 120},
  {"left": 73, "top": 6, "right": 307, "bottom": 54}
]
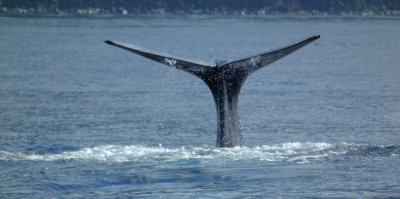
[{"left": 0, "top": 142, "right": 338, "bottom": 163}]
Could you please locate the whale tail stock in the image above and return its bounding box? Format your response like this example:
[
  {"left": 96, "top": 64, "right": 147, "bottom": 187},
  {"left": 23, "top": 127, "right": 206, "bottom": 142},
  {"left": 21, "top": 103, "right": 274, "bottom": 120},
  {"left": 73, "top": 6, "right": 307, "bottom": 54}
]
[{"left": 105, "top": 35, "right": 320, "bottom": 147}]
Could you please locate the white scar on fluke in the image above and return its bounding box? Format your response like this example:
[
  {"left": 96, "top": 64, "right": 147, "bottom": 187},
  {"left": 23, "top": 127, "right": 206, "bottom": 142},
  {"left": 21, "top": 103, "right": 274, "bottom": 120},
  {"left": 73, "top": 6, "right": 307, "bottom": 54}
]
[{"left": 105, "top": 35, "right": 320, "bottom": 147}]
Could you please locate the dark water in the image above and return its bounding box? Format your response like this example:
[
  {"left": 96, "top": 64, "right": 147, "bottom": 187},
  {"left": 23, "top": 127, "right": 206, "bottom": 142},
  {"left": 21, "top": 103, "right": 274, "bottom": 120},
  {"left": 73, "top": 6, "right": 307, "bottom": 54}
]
[{"left": 1, "top": 15, "right": 400, "bottom": 198}]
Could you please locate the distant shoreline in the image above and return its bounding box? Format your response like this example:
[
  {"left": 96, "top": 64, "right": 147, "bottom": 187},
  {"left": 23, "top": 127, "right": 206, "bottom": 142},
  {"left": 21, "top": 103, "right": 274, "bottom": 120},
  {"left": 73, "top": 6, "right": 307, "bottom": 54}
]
[
  {"left": 1, "top": 10, "right": 400, "bottom": 17},
  {"left": 1, "top": 8, "right": 400, "bottom": 17},
  {"left": 2, "top": 0, "right": 400, "bottom": 17}
]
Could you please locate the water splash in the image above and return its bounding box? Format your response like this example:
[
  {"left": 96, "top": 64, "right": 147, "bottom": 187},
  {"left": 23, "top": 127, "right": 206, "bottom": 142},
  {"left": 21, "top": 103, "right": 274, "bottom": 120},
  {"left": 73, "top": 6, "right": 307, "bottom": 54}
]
[{"left": 0, "top": 142, "right": 398, "bottom": 164}]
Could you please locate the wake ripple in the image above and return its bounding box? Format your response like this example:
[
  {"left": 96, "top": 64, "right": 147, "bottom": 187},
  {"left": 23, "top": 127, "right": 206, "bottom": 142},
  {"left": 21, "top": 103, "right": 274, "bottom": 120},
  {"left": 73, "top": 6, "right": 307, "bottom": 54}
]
[{"left": 0, "top": 142, "right": 398, "bottom": 164}]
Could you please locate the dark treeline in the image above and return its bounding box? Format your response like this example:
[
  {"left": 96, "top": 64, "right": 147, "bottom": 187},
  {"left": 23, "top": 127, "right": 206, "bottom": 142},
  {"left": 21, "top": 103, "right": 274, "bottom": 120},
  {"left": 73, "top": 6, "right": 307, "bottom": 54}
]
[{"left": 1, "top": 0, "right": 399, "bottom": 15}]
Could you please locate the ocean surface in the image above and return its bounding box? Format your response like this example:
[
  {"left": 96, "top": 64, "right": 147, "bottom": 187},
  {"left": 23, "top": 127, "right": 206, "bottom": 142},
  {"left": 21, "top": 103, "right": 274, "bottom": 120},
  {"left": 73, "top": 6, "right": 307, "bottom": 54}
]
[{"left": 0, "top": 15, "right": 399, "bottom": 198}]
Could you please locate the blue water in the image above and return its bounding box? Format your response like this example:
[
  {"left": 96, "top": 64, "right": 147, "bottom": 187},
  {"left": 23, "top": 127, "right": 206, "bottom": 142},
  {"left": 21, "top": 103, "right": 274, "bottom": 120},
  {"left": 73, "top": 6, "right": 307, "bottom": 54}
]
[{"left": 1, "top": 15, "right": 400, "bottom": 198}]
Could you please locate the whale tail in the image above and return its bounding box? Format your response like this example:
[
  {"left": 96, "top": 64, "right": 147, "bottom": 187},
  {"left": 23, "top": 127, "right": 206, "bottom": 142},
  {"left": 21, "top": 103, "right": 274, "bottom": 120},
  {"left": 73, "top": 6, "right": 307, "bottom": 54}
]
[
  {"left": 105, "top": 35, "right": 319, "bottom": 79},
  {"left": 105, "top": 36, "right": 320, "bottom": 147}
]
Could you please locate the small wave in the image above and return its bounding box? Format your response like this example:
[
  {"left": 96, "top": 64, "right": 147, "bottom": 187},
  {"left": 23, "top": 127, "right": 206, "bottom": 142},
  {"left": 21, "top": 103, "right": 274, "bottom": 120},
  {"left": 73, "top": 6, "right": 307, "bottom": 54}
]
[{"left": 0, "top": 142, "right": 398, "bottom": 164}]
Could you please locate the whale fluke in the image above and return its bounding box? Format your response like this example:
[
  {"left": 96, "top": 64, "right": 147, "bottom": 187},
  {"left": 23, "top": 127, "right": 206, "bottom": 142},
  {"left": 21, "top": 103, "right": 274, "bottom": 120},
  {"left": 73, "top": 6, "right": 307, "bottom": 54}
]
[
  {"left": 106, "top": 35, "right": 320, "bottom": 147},
  {"left": 223, "top": 35, "right": 320, "bottom": 74},
  {"left": 105, "top": 40, "right": 216, "bottom": 78}
]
